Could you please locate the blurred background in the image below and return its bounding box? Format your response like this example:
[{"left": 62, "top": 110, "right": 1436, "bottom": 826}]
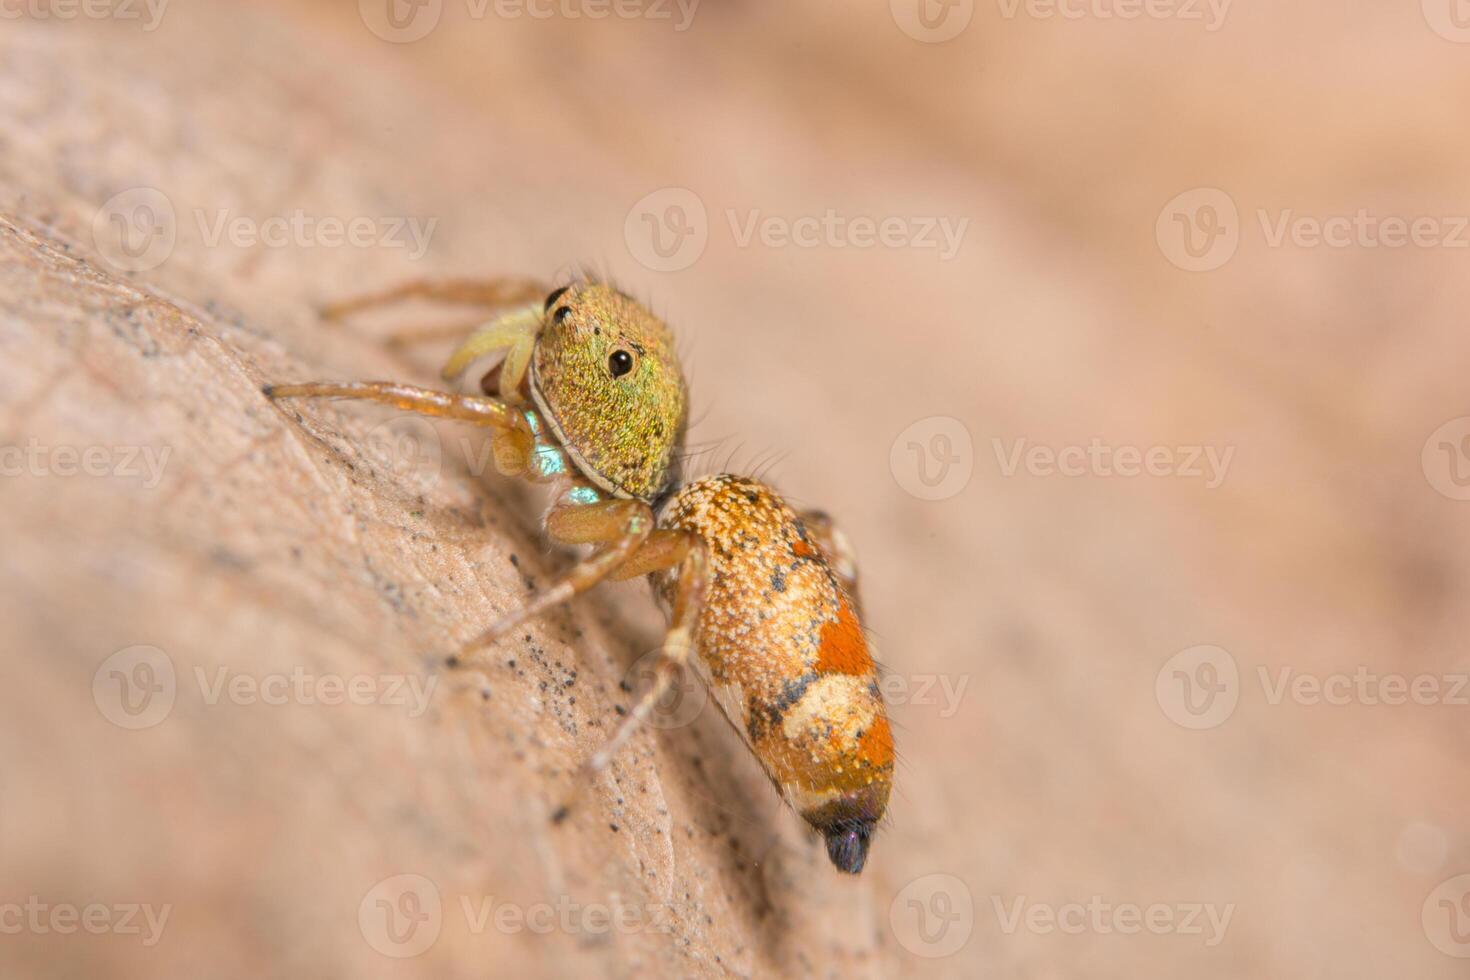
[{"left": 1, "top": 0, "right": 1468, "bottom": 977}]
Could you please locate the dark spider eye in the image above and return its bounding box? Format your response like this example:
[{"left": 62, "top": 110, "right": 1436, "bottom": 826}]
[
  {"left": 608, "top": 350, "right": 635, "bottom": 378},
  {"left": 544, "top": 285, "right": 570, "bottom": 311},
  {"left": 553, "top": 305, "right": 572, "bottom": 324}
]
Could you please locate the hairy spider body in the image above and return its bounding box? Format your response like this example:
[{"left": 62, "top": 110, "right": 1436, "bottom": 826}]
[
  {"left": 656, "top": 475, "right": 893, "bottom": 873},
  {"left": 264, "top": 278, "right": 891, "bottom": 873}
]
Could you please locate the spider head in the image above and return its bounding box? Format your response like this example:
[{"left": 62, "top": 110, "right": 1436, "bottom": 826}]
[{"left": 530, "top": 282, "right": 687, "bottom": 503}]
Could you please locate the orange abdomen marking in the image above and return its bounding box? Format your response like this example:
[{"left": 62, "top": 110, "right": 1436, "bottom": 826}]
[{"left": 815, "top": 596, "right": 871, "bottom": 676}]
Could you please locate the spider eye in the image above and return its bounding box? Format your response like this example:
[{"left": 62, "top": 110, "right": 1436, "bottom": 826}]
[
  {"left": 553, "top": 305, "right": 573, "bottom": 325},
  {"left": 543, "top": 285, "right": 570, "bottom": 311},
  {"left": 608, "top": 349, "right": 635, "bottom": 378}
]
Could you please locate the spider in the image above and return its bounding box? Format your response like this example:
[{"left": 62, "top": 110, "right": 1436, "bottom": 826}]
[{"left": 263, "top": 277, "right": 894, "bottom": 873}]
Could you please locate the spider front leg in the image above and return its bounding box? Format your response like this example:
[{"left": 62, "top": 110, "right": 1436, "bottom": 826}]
[
  {"left": 453, "top": 499, "right": 656, "bottom": 661},
  {"left": 266, "top": 293, "right": 545, "bottom": 471},
  {"left": 262, "top": 381, "right": 536, "bottom": 476}
]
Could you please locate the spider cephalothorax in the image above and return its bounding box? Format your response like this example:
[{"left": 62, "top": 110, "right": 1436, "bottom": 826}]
[{"left": 528, "top": 282, "right": 686, "bottom": 503}]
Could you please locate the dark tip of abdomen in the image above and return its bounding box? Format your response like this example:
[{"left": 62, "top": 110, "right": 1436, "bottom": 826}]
[{"left": 824, "top": 821, "right": 875, "bottom": 874}]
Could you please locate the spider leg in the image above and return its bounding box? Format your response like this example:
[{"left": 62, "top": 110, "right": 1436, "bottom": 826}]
[
  {"left": 440, "top": 304, "right": 541, "bottom": 403},
  {"left": 553, "top": 530, "right": 708, "bottom": 821},
  {"left": 453, "top": 499, "right": 655, "bottom": 661},
  {"left": 261, "top": 381, "right": 535, "bottom": 476},
  {"left": 797, "top": 508, "right": 864, "bottom": 613},
  {"left": 588, "top": 531, "right": 707, "bottom": 773},
  {"left": 318, "top": 276, "right": 549, "bottom": 321}
]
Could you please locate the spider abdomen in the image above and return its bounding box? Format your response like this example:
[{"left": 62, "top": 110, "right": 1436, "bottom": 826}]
[{"left": 656, "top": 474, "right": 894, "bottom": 873}]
